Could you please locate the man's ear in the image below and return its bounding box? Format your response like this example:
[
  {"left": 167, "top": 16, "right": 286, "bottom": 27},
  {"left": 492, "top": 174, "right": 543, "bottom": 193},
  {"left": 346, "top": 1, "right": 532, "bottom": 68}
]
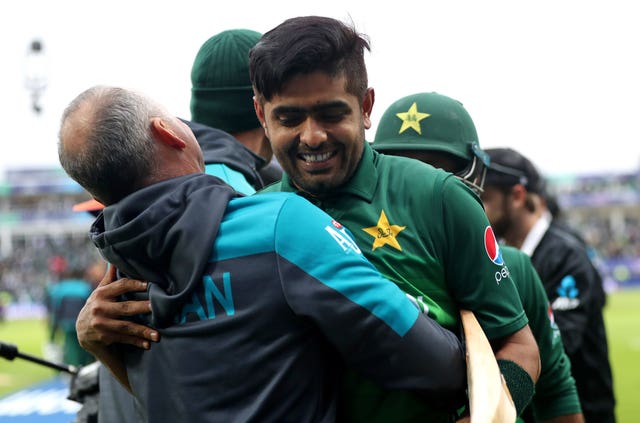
[
  {"left": 253, "top": 96, "right": 269, "bottom": 137},
  {"left": 362, "top": 87, "right": 375, "bottom": 130},
  {"left": 151, "top": 118, "right": 186, "bottom": 149},
  {"left": 510, "top": 184, "right": 528, "bottom": 206}
]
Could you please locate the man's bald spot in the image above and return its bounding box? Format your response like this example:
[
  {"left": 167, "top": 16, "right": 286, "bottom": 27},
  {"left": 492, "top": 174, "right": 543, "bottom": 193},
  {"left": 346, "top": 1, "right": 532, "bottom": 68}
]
[{"left": 60, "top": 88, "right": 105, "bottom": 158}]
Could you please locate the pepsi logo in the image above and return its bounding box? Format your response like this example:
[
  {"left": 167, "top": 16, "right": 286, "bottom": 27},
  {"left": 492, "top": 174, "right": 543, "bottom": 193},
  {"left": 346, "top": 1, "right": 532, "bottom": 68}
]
[{"left": 484, "top": 226, "right": 504, "bottom": 265}]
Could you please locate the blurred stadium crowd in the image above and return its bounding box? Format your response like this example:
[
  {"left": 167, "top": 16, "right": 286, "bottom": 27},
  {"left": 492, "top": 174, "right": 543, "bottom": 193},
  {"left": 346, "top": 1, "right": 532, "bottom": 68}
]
[
  {"left": 548, "top": 170, "right": 640, "bottom": 291},
  {"left": 553, "top": 174, "right": 639, "bottom": 253},
  {"left": 0, "top": 169, "right": 99, "bottom": 319},
  {"left": 0, "top": 167, "right": 638, "bottom": 319},
  {"left": 0, "top": 235, "right": 98, "bottom": 306}
]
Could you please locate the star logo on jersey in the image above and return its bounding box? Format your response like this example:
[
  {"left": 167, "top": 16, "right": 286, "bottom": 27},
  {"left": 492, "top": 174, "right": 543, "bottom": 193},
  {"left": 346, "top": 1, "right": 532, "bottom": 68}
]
[
  {"left": 362, "top": 210, "right": 406, "bottom": 251},
  {"left": 396, "top": 102, "right": 430, "bottom": 135}
]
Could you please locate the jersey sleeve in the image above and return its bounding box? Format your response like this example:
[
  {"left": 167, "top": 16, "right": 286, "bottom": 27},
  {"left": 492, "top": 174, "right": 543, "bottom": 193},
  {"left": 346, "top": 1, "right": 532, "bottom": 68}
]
[
  {"left": 538, "top": 231, "right": 602, "bottom": 355},
  {"left": 274, "top": 195, "right": 466, "bottom": 397},
  {"left": 512, "top": 251, "right": 582, "bottom": 419},
  {"left": 437, "top": 176, "right": 528, "bottom": 340}
]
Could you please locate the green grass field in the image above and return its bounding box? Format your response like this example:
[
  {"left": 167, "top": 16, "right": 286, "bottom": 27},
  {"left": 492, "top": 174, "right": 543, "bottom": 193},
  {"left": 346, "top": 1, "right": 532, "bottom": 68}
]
[
  {"left": 0, "top": 318, "right": 57, "bottom": 397},
  {"left": 603, "top": 288, "right": 640, "bottom": 422},
  {"left": 1, "top": 289, "right": 639, "bottom": 421}
]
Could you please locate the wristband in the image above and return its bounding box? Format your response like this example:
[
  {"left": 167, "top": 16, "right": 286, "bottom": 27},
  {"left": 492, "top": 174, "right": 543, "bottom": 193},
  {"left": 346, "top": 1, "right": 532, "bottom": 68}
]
[{"left": 497, "top": 359, "right": 535, "bottom": 416}]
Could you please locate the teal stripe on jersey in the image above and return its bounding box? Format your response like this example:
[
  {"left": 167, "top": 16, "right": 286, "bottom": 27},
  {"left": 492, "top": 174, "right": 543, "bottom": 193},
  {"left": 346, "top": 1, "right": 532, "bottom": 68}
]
[
  {"left": 205, "top": 163, "right": 256, "bottom": 195},
  {"left": 275, "top": 195, "right": 419, "bottom": 336},
  {"left": 209, "top": 193, "right": 291, "bottom": 262}
]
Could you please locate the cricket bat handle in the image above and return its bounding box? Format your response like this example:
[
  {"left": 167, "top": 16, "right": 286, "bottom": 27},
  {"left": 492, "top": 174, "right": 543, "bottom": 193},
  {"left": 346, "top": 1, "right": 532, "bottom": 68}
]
[{"left": 459, "top": 310, "right": 516, "bottom": 423}]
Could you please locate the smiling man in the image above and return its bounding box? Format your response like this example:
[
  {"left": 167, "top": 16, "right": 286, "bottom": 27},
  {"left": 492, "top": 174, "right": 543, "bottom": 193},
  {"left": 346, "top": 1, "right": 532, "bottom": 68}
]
[
  {"left": 251, "top": 15, "right": 540, "bottom": 422},
  {"left": 255, "top": 71, "right": 370, "bottom": 195}
]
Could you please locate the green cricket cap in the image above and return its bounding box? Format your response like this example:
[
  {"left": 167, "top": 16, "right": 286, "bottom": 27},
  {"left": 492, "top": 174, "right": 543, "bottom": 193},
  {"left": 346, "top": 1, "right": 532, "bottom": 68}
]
[{"left": 190, "top": 29, "right": 262, "bottom": 133}]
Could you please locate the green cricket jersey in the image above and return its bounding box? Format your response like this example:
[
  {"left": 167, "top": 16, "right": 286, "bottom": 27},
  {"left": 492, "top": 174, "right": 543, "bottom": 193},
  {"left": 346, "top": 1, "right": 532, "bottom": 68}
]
[
  {"left": 262, "top": 143, "right": 528, "bottom": 422},
  {"left": 501, "top": 246, "right": 582, "bottom": 421}
]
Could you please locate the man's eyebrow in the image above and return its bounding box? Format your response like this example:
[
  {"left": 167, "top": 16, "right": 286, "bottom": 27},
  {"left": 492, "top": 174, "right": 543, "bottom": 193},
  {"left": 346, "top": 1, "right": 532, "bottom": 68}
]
[
  {"left": 272, "top": 105, "right": 306, "bottom": 115},
  {"left": 272, "top": 101, "right": 351, "bottom": 115},
  {"left": 311, "top": 101, "right": 351, "bottom": 112}
]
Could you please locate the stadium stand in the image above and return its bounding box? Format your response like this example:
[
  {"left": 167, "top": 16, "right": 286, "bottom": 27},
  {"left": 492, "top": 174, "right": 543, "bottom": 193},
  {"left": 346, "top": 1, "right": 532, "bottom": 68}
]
[
  {"left": 0, "top": 168, "right": 98, "bottom": 319},
  {"left": 547, "top": 170, "right": 640, "bottom": 290},
  {"left": 0, "top": 166, "right": 638, "bottom": 320}
]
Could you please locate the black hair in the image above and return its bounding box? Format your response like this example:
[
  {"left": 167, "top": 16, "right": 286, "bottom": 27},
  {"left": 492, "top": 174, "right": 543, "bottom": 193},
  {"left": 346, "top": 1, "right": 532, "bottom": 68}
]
[{"left": 249, "top": 16, "right": 370, "bottom": 102}]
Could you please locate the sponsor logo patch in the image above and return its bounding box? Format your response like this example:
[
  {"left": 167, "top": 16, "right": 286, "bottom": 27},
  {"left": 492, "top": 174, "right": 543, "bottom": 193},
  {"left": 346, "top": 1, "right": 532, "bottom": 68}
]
[
  {"left": 494, "top": 265, "right": 511, "bottom": 285},
  {"left": 551, "top": 275, "right": 580, "bottom": 310},
  {"left": 326, "top": 224, "right": 362, "bottom": 254},
  {"left": 484, "top": 226, "right": 504, "bottom": 265}
]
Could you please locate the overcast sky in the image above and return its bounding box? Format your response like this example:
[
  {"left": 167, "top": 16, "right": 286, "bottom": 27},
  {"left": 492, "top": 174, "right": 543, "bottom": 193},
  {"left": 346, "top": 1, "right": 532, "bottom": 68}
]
[{"left": 1, "top": 0, "right": 638, "bottom": 183}]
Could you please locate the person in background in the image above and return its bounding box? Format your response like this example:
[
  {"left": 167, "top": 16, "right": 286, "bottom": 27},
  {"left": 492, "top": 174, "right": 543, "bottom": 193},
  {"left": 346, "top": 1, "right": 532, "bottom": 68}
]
[
  {"left": 481, "top": 147, "right": 616, "bottom": 423},
  {"left": 189, "top": 28, "right": 281, "bottom": 190},
  {"left": 45, "top": 261, "right": 94, "bottom": 367},
  {"left": 372, "top": 91, "right": 583, "bottom": 422},
  {"left": 59, "top": 85, "right": 467, "bottom": 422}
]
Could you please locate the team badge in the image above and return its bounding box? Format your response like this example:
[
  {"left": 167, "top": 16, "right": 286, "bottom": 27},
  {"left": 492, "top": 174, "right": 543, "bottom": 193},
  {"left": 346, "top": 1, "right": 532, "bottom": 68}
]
[
  {"left": 484, "top": 226, "right": 504, "bottom": 265},
  {"left": 396, "top": 102, "right": 430, "bottom": 135},
  {"left": 362, "top": 210, "right": 406, "bottom": 251}
]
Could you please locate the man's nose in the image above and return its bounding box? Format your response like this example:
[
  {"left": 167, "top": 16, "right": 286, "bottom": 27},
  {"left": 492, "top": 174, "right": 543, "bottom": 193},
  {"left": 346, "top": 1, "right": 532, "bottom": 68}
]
[{"left": 299, "top": 118, "right": 327, "bottom": 148}]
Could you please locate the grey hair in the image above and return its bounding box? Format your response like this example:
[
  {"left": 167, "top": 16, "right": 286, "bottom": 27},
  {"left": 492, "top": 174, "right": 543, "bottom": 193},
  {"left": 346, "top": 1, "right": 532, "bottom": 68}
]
[{"left": 58, "top": 85, "right": 165, "bottom": 205}]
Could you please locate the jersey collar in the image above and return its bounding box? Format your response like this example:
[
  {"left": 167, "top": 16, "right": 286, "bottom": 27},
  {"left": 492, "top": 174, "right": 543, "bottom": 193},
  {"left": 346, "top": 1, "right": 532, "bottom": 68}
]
[
  {"left": 521, "top": 209, "right": 552, "bottom": 256},
  {"left": 277, "top": 142, "right": 378, "bottom": 203}
]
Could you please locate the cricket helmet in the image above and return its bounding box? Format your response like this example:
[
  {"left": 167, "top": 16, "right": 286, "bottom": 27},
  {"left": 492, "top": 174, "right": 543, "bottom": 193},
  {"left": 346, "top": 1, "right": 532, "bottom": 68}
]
[{"left": 372, "top": 92, "right": 489, "bottom": 193}]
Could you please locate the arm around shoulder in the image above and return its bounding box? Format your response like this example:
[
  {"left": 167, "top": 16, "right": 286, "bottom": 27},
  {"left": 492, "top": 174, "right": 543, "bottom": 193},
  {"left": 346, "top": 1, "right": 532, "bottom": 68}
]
[{"left": 75, "top": 265, "right": 159, "bottom": 392}]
